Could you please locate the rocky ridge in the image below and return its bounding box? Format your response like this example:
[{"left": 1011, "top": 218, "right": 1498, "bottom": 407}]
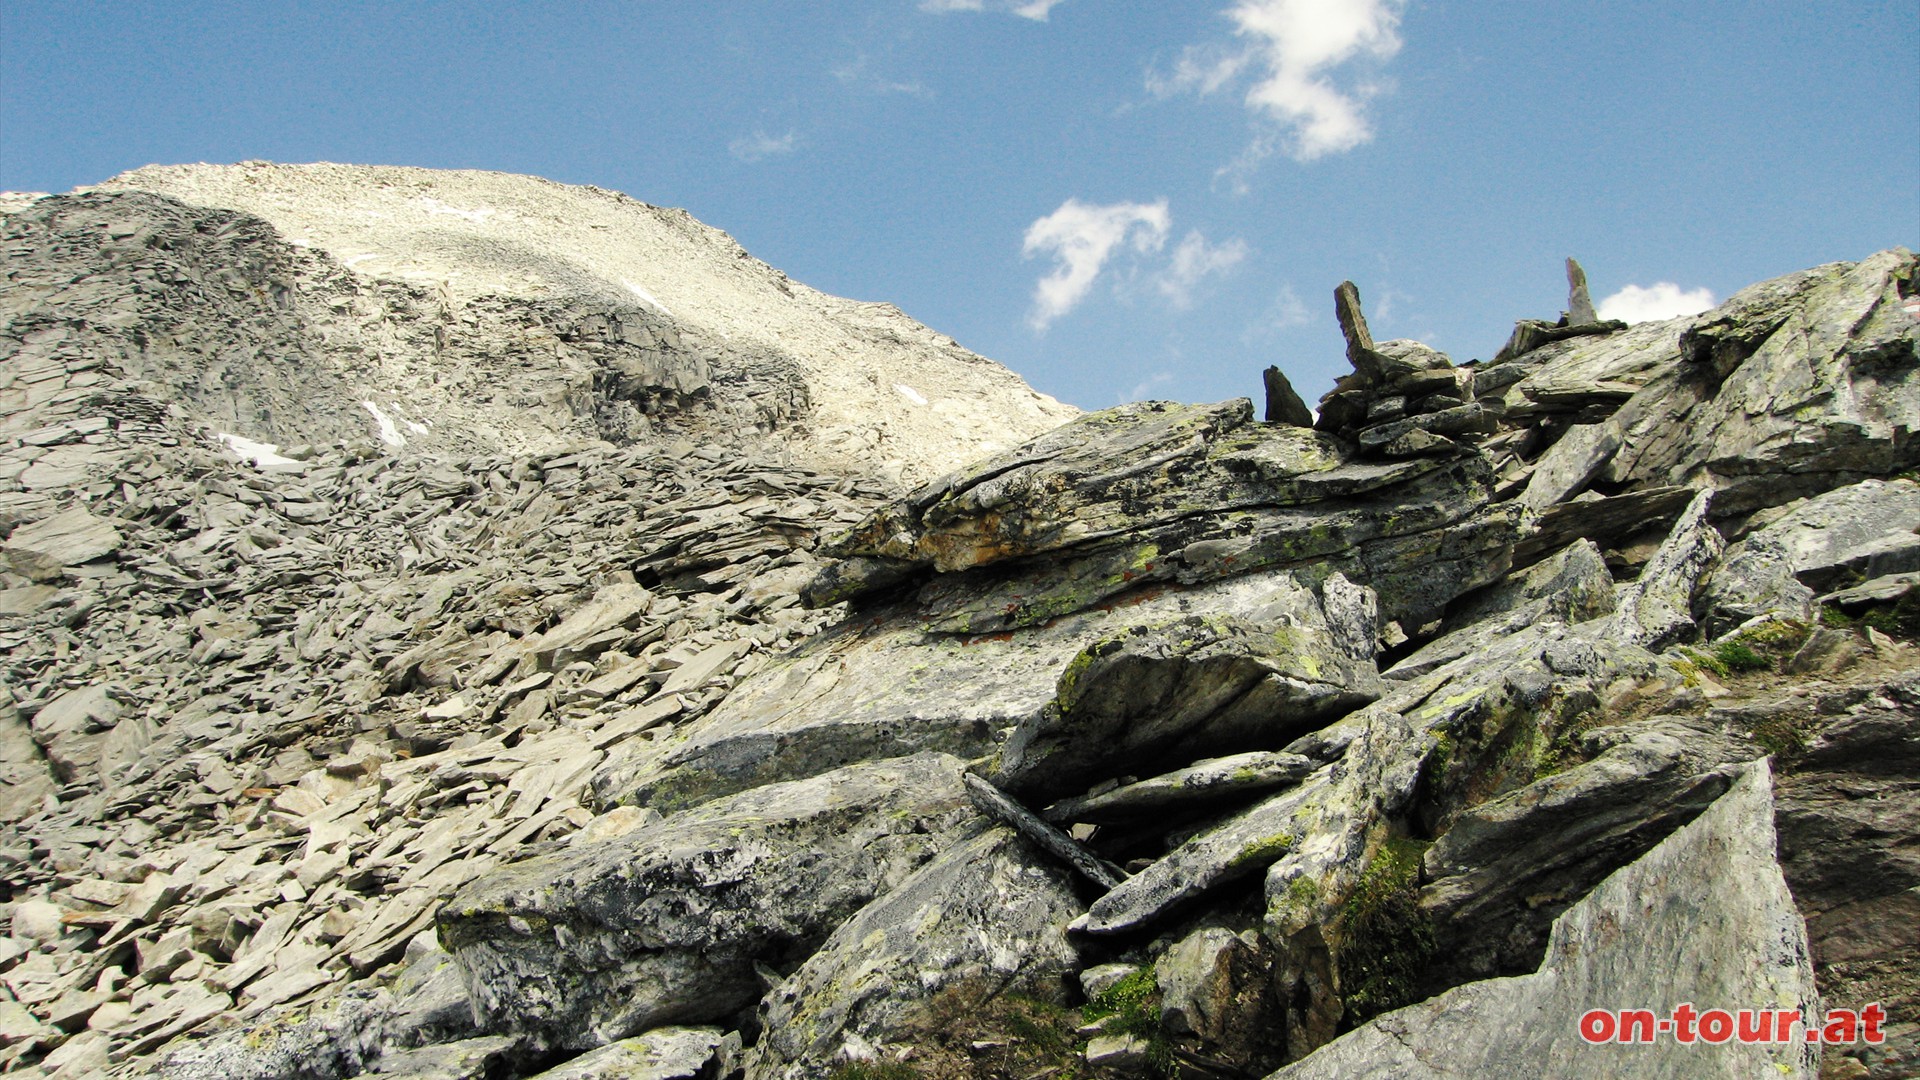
[
  {"left": 83, "top": 162, "right": 1078, "bottom": 485},
  {"left": 1, "top": 169, "right": 1916, "bottom": 1080}
]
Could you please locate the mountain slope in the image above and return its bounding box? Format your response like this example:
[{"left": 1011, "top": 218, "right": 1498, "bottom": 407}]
[{"left": 85, "top": 162, "right": 1076, "bottom": 483}]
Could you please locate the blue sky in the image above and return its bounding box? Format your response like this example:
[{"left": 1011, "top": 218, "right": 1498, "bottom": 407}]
[{"left": 4, "top": 1, "right": 1916, "bottom": 410}]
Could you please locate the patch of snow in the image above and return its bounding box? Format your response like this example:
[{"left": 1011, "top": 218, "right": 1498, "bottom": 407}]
[
  {"left": 216, "top": 433, "right": 302, "bottom": 468},
  {"left": 622, "top": 279, "right": 673, "bottom": 316},
  {"left": 361, "top": 401, "right": 406, "bottom": 447},
  {"left": 343, "top": 253, "right": 379, "bottom": 269},
  {"left": 415, "top": 197, "right": 495, "bottom": 223},
  {"left": 893, "top": 383, "right": 929, "bottom": 406}
]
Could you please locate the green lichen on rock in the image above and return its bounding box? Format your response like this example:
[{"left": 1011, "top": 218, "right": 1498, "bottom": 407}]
[{"left": 1231, "top": 832, "right": 1296, "bottom": 870}]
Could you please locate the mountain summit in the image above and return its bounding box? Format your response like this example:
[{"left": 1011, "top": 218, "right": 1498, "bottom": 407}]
[{"left": 81, "top": 162, "right": 1076, "bottom": 483}]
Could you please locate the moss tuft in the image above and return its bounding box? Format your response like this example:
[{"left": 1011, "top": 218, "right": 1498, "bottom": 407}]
[
  {"left": 1732, "top": 619, "right": 1808, "bottom": 650},
  {"left": 1231, "top": 833, "right": 1294, "bottom": 869},
  {"left": 1083, "top": 968, "right": 1158, "bottom": 1036},
  {"left": 1082, "top": 969, "right": 1175, "bottom": 1075},
  {"left": 1680, "top": 646, "right": 1729, "bottom": 679},
  {"left": 829, "top": 1063, "right": 921, "bottom": 1080},
  {"left": 1711, "top": 640, "right": 1771, "bottom": 674},
  {"left": 1337, "top": 836, "right": 1437, "bottom": 1026},
  {"left": 1861, "top": 591, "right": 1920, "bottom": 639}
]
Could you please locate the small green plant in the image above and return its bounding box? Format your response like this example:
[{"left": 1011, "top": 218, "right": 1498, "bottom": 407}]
[
  {"left": 828, "top": 1062, "right": 920, "bottom": 1080},
  {"left": 1083, "top": 968, "right": 1158, "bottom": 1037},
  {"left": 1535, "top": 737, "right": 1572, "bottom": 778},
  {"left": 1680, "top": 646, "right": 1734, "bottom": 678},
  {"left": 1711, "top": 640, "right": 1771, "bottom": 674},
  {"left": 1337, "top": 837, "right": 1437, "bottom": 1026},
  {"left": 1082, "top": 969, "right": 1175, "bottom": 1076},
  {"left": 1747, "top": 714, "right": 1811, "bottom": 763},
  {"left": 1819, "top": 595, "right": 1918, "bottom": 640},
  {"left": 1733, "top": 619, "right": 1808, "bottom": 649},
  {"left": 1861, "top": 592, "right": 1920, "bottom": 639},
  {"left": 1001, "top": 996, "right": 1074, "bottom": 1058}
]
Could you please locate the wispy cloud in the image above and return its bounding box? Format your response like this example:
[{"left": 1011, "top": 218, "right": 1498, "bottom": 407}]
[
  {"left": 728, "top": 130, "right": 798, "bottom": 163},
  {"left": 830, "top": 53, "right": 931, "bottom": 97},
  {"left": 1597, "top": 282, "right": 1717, "bottom": 324},
  {"left": 1147, "top": 40, "right": 1251, "bottom": 98},
  {"left": 921, "top": 0, "right": 1067, "bottom": 21},
  {"left": 1154, "top": 230, "right": 1249, "bottom": 309},
  {"left": 1154, "top": 0, "right": 1407, "bottom": 185},
  {"left": 1123, "top": 371, "right": 1175, "bottom": 404},
  {"left": 1243, "top": 282, "right": 1312, "bottom": 341},
  {"left": 1023, "top": 197, "right": 1171, "bottom": 330}
]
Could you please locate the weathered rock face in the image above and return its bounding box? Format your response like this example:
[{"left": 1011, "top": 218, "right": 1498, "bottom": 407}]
[
  {"left": 806, "top": 396, "right": 1513, "bottom": 638},
  {"left": 995, "top": 575, "right": 1383, "bottom": 798},
  {"left": 747, "top": 826, "right": 1080, "bottom": 1079},
  {"left": 1772, "top": 672, "right": 1920, "bottom": 1079},
  {"left": 1598, "top": 250, "right": 1919, "bottom": 514},
  {"left": 593, "top": 569, "right": 1350, "bottom": 816},
  {"left": 437, "top": 753, "right": 975, "bottom": 1050},
  {"left": 1270, "top": 761, "right": 1822, "bottom": 1079},
  {"left": 1417, "top": 711, "right": 1757, "bottom": 985}
]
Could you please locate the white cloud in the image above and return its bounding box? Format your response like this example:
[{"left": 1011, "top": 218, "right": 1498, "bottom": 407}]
[
  {"left": 1023, "top": 197, "right": 1171, "bottom": 330},
  {"left": 1123, "top": 371, "right": 1175, "bottom": 404},
  {"left": 1597, "top": 282, "right": 1717, "bottom": 324},
  {"left": 1012, "top": 0, "right": 1068, "bottom": 20},
  {"left": 830, "top": 54, "right": 931, "bottom": 97},
  {"left": 1154, "top": 230, "right": 1249, "bottom": 309},
  {"left": 1243, "top": 282, "right": 1311, "bottom": 341},
  {"left": 921, "top": 0, "right": 1066, "bottom": 20},
  {"left": 1156, "top": 0, "right": 1406, "bottom": 172},
  {"left": 728, "top": 130, "right": 798, "bottom": 163},
  {"left": 1148, "top": 41, "right": 1252, "bottom": 98}
]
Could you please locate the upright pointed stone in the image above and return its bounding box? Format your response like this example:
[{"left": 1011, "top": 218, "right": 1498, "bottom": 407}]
[
  {"left": 1335, "top": 281, "right": 1378, "bottom": 378},
  {"left": 1565, "top": 257, "right": 1598, "bottom": 325},
  {"left": 1263, "top": 365, "right": 1314, "bottom": 427}
]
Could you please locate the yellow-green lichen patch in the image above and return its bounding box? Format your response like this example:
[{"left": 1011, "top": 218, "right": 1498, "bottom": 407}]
[{"left": 1231, "top": 832, "right": 1296, "bottom": 870}]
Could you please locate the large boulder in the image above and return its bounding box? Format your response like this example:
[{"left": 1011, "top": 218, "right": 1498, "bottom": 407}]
[
  {"left": 1730, "top": 477, "right": 1920, "bottom": 592},
  {"left": 3, "top": 505, "right": 123, "bottom": 581},
  {"left": 595, "top": 571, "right": 1358, "bottom": 814},
  {"left": 1419, "top": 712, "right": 1759, "bottom": 985},
  {"left": 746, "top": 826, "right": 1081, "bottom": 1079},
  {"left": 1599, "top": 249, "right": 1919, "bottom": 515},
  {"left": 438, "top": 754, "right": 975, "bottom": 1050},
  {"left": 994, "top": 573, "right": 1383, "bottom": 798},
  {"left": 1078, "top": 706, "right": 1419, "bottom": 937},
  {"left": 1772, "top": 673, "right": 1920, "bottom": 1078},
  {"left": 1270, "top": 760, "right": 1821, "bottom": 1079}
]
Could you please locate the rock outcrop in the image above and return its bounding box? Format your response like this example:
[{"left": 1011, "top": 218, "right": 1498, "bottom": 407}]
[
  {"left": 1268, "top": 760, "right": 1822, "bottom": 1079},
  {"left": 2, "top": 171, "right": 1915, "bottom": 1080}
]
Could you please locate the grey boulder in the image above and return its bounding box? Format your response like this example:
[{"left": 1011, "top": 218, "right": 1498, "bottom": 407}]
[
  {"left": 747, "top": 826, "right": 1080, "bottom": 1079},
  {"left": 1270, "top": 760, "right": 1820, "bottom": 1079},
  {"left": 439, "top": 753, "right": 975, "bottom": 1049}
]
